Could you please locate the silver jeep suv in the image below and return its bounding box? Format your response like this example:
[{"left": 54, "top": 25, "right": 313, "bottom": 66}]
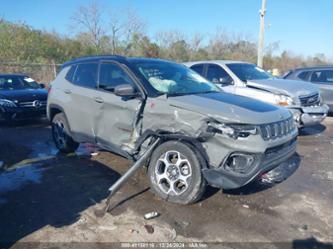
[{"left": 47, "top": 56, "right": 298, "bottom": 204}]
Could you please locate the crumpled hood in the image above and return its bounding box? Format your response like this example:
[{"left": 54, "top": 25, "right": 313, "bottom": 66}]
[
  {"left": 247, "top": 78, "right": 319, "bottom": 98},
  {"left": 167, "top": 92, "right": 291, "bottom": 124},
  {"left": 0, "top": 89, "right": 47, "bottom": 102}
]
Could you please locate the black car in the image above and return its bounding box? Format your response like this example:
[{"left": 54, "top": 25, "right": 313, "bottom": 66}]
[{"left": 0, "top": 74, "right": 48, "bottom": 122}]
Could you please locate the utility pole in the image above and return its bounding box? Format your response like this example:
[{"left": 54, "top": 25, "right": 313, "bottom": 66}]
[{"left": 257, "top": 0, "right": 267, "bottom": 68}]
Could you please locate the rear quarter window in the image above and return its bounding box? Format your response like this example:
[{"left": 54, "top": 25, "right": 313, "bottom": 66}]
[{"left": 65, "top": 65, "right": 77, "bottom": 82}]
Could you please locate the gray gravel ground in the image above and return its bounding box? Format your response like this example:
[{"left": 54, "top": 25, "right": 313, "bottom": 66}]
[{"left": 0, "top": 118, "right": 333, "bottom": 249}]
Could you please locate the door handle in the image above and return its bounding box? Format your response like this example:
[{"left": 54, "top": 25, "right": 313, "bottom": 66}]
[
  {"left": 94, "top": 97, "right": 104, "bottom": 103},
  {"left": 64, "top": 89, "right": 72, "bottom": 94}
]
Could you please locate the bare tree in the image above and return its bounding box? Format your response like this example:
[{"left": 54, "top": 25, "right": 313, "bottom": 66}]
[
  {"left": 108, "top": 7, "right": 145, "bottom": 54},
  {"left": 71, "top": 1, "right": 105, "bottom": 52},
  {"left": 109, "top": 11, "right": 122, "bottom": 54},
  {"left": 123, "top": 8, "right": 146, "bottom": 41},
  {"left": 208, "top": 28, "right": 231, "bottom": 59},
  {"left": 155, "top": 30, "right": 186, "bottom": 49},
  {"left": 188, "top": 33, "right": 205, "bottom": 60}
]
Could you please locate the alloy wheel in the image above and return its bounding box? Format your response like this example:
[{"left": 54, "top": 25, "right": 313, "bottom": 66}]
[{"left": 155, "top": 150, "right": 192, "bottom": 196}]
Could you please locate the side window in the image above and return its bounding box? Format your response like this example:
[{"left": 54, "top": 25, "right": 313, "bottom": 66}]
[
  {"left": 190, "top": 64, "right": 204, "bottom": 75},
  {"left": 297, "top": 71, "right": 310, "bottom": 81},
  {"left": 326, "top": 71, "right": 333, "bottom": 83},
  {"left": 311, "top": 70, "right": 333, "bottom": 83},
  {"left": 65, "top": 65, "right": 77, "bottom": 82},
  {"left": 72, "top": 63, "right": 98, "bottom": 88},
  {"left": 99, "top": 62, "right": 134, "bottom": 91},
  {"left": 207, "top": 64, "right": 233, "bottom": 85}
]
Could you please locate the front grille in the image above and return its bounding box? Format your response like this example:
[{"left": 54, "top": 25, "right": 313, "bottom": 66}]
[
  {"left": 259, "top": 117, "right": 296, "bottom": 140},
  {"left": 265, "top": 137, "right": 297, "bottom": 157},
  {"left": 299, "top": 93, "right": 320, "bottom": 107},
  {"left": 19, "top": 100, "right": 47, "bottom": 108}
]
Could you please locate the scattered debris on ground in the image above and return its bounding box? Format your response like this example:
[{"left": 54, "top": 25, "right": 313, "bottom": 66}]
[
  {"left": 242, "top": 204, "right": 249, "bottom": 209},
  {"left": 144, "top": 224, "right": 154, "bottom": 234},
  {"left": 144, "top": 212, "right": 160, "bottom": 220}
]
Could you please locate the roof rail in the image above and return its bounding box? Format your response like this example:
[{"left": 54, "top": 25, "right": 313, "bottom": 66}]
[
  {"left": 295, "top": 64, "right": 333, "bottom": 70},
  {"left": 61, "top": 54, "right": 127, "bottom": 68}
]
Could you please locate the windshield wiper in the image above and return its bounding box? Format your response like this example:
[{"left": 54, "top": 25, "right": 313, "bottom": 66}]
[
  {"left": 166, "top": 92, "right": 190, "bottom": 97},
  {"left": 167, "top": 90, "right": 219, "bottom": 97},
  {"left": 199, "top": 90, "right": 219, "bottom": 94}
]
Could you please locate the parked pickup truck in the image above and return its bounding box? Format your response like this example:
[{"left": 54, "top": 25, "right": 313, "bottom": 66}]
[
  {"left": 185, "top": 61, "right": 329, "bottom": 128},
  {"left": 48, "top": 56, "right": 297, "bottom": 204}
]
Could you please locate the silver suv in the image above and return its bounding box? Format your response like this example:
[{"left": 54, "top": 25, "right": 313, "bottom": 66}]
[
  {"left": 283, "top": 66, "right": 333, "bottom": 112},
  {"left": 47, "top": 56, "right": 298, "bottom": 204},
  {"left": 185, "top": 61, "right": 329, "bottom": 128}
]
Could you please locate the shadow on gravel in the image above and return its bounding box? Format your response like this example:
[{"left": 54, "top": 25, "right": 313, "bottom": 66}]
[
  {"left": 298, "top": 124, "right": 326, "bottom": 136},
  {"left": 0, "top": 118, "right": 49, "bottom": 128},
  {"left": 0, "top": 155, "right": 121, "bottom": 247},
  {"left": 293, "top": 237, "right": 333, "bottom": 249},
  {"left": 199, "top": 186, "right": 220, "bottom": 202},
  {"left": 0, "top": 119, "right": 51, "bottom": 167},
  {"left": 224, "top": 153, "right": 301, "bottom": 196}
]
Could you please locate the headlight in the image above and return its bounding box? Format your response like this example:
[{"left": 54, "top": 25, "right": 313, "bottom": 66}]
[
  {"left": 208, "top": 122, "right": 258, "bottom": 139},
  {"left": 274, "top": 94, "right": 294, "bottom": 106},
  {"left": 0, "top": 99, "right": 17, "bottom": 108},
  {"left": 256, "top": 92, "right": 294, "bottom": 107}
]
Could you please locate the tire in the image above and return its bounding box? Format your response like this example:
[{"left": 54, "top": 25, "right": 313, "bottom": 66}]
[
  {"left": 52, "top": 113, "right": 79, "bottom": 153},
  {"left": 0, "top": 111, "right": 10, "bottom": 125},
  {"left": 148, "top": 140, "right": 206, "bottom": 205},
  {"left": 0, "top": 112, "right": 5, "bottom": 124}
]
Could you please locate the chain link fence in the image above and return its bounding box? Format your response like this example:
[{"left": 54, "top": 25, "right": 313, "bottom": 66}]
[{"left": 0, "top": 62, "right": 62, "bottom": 86}]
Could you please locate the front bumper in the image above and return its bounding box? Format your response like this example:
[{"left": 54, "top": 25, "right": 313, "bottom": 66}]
[
  {"left": 0, "top": 106, "right": 46, "bottom": 121},
  {"left": 202, "top": 137, "right": 297, "bottom": 189},
  {"left": 290, "top": 104, "right": 329, "bottom": 127}
]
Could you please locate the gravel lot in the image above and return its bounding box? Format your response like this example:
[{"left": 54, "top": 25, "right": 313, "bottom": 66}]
[{"left": 0, "top": 118, "right": 333, "bottom": 249}]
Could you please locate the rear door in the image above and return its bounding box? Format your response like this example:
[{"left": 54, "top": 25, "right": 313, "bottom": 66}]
[
  {"left": 93, "top": 61, "right": 143, "bottom": 153},
  {"left": 310, "top": 70, "right": 333, "bottom": 109},
  {"left": 65, "top": 62, "right": 98, "bottom": 142}
]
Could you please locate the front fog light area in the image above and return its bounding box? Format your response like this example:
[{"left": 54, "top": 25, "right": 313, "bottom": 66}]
[{"left": 224, "top": 153, "right": 257, "bottom": 174}]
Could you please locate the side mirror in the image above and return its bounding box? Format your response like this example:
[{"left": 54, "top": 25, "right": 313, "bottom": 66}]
[
  {"left": 212, "top": 77, "right": 233, "bottom": 86},
  {"left": 219, "top": 77, "right": 233, "bottom": 85},
  {"left": 40, "top": 83, "right": 46, "bottom": 89},
  {"left": 212, "top": 78, "right": 220, "bottom": 84},
  {"left": 114, "top": 84, "right": 138, "bottom": 97}
]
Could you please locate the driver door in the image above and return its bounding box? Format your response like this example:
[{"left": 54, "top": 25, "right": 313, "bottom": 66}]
[
  {"left": 205, "top": 64, "right": 236, "bottom": 94},
  {"left": 93, "top": 61, "right": 142, "bottom": 154}
]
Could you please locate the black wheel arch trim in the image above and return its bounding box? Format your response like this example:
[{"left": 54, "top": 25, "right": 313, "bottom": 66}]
[
  {"left": 134, "top": 129, "right": 209, "bottom": 170},
  {"left": 48, "top": 104, "right": 73, "bottom": 133}
]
